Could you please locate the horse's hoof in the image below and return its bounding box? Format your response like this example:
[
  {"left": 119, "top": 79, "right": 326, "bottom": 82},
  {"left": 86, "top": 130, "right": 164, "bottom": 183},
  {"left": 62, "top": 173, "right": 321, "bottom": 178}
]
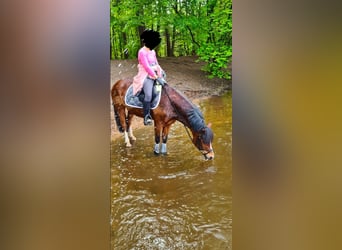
[
  {"left": 154, "top": 144, "right": 160, "bottom": 155},
  {"left": 129, "top": 136, "right": 136, "bottom": 141},
  {"left": 161, "top": 144, "right": 167, "bottom": 154},
  {"left": 126, "top": 143, "right": 132, "bottom": 148}
]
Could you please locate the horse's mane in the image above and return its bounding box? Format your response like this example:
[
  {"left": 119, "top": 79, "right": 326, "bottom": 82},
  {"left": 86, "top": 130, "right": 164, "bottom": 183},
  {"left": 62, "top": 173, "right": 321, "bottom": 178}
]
[
  {"left": 186, "top": 104, "right": 213, "bottom": 143},
  {"left": 165, "top": 84, "right": 207, "bottom": 132},
  {"left": 186, "top": 107, "right": 206, "bottom": 132}
]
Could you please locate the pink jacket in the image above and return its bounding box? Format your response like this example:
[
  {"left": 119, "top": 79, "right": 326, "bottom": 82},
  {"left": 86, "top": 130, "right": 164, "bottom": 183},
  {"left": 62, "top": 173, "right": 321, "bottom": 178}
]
[{"left": 132, "top": 47, "right": 163, "bottom": 95}]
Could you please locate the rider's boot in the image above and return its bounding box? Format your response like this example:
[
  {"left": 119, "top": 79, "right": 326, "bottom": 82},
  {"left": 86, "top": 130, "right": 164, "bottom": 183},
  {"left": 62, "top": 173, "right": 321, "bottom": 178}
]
[{"left": 143, "top": 101, "right": 153, "bottom": 126}]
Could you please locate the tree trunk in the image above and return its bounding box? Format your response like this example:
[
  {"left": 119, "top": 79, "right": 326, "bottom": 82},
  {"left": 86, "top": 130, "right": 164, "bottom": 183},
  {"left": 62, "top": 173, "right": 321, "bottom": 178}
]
[
  {"left": 122, "top": 32, "right": 128, "bottom": 59},
  {"left": 171, "top": 25, "right": 176, "bottom": 57},
  {"left": 137, "top": 25, "right": 145, "bottom": 47},
  {"left": 165, "top": 28, "right": 172, "bottom": 57}
]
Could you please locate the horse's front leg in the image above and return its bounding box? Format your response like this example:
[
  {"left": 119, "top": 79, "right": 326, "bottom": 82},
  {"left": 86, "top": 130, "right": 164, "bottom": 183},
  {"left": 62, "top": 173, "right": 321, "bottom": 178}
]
[
  {"left": 161, "top": 125, "right": 171, "bottom": 154},
  {"left": 154, "top": 123, "right": 162, "bottom": 154}
]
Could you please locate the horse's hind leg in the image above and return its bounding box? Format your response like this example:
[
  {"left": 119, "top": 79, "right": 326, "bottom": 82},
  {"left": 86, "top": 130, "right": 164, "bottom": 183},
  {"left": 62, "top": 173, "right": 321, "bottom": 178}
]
[
  {"left": 115, "top": 105, "right": 131, "bottom": 147},
  {"left": 123, "top": 113, "right": 132, "bottom": 147},
  {"left": 127, "top": 113, "right": 136, "bottom": 141},
  {"left": 111, "top": 82, "right": 132, "bottom": 148}
]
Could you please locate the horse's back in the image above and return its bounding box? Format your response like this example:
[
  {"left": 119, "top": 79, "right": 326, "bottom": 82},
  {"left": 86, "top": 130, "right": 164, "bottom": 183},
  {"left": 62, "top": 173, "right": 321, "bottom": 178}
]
[
  {"left": 111, "top": 79, "right": 133, "bottom": 109},
  {"left": 111, "top": 78, "right": 132, "bottom": 98}
]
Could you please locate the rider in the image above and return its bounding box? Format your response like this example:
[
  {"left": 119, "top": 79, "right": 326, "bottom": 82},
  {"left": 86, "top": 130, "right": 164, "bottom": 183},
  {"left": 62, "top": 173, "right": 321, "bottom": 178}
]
[{"left": 132, "top": 29, "right": 166, "bottom": 126}]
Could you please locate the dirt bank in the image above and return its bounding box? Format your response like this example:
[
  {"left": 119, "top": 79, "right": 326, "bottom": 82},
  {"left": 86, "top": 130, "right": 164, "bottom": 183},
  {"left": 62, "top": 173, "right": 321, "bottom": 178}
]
[{"left": 111, "top": 56, "right": 231, "bottom": 140}]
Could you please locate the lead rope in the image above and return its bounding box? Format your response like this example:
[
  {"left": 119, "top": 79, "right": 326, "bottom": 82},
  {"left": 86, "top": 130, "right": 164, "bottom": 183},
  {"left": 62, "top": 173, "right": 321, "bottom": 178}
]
[{"left": 161, "top": 84, "right": 194, "bottom": 144}]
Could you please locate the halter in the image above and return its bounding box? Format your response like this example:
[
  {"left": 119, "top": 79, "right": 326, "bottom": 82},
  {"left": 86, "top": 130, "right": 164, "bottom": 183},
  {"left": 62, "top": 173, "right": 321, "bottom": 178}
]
[{"left": 196, "top": 134, "right": 214, "bottom": 158}]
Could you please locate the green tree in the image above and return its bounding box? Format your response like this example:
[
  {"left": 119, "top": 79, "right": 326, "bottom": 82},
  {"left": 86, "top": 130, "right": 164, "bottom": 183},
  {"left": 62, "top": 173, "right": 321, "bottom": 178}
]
[
  {"left": 110, "top": 0, "right": 232, "bottom": 79},
  {"left": 197, "top": 0, "right": 232, "bottom": 79}
]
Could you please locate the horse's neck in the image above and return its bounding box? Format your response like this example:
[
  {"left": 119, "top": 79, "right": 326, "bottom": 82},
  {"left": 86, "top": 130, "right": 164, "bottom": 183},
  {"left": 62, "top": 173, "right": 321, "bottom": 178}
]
[{"left": 166, "top": 86, "right": 195, "bottom": 128}]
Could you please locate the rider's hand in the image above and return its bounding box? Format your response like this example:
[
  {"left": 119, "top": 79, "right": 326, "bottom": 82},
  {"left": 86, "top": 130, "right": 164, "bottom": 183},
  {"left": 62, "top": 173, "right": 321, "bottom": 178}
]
[{"left": 156, "top": 77, "right": 167, "bottom": 86}]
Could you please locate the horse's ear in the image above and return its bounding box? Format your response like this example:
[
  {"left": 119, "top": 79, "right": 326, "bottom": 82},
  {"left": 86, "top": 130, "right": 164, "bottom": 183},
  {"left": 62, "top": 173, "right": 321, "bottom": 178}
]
[{"left": 207, "top": 122, "right": 212, "bottom": 128}]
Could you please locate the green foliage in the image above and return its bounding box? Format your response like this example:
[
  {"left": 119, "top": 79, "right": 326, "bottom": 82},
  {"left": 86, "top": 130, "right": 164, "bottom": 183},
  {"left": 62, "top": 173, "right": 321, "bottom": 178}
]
[
  {"left": 198, "top": 44, "right": 232, "bottom": 79},
  {"left": 110, "top": 0, "right": 232, "bottom": 80},
  {"left": 196, "top": 0, "right": 232, "bottom": 79}
]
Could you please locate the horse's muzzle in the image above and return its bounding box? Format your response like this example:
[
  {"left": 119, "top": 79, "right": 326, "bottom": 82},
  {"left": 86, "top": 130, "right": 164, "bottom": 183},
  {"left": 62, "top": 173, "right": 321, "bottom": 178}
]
[{"left": 203, "top": 150, "right": 214, "bottom": 160}]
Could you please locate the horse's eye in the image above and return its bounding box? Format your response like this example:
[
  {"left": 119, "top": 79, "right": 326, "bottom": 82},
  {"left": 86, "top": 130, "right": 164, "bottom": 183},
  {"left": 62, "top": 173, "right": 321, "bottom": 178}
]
[{"left": 196, "top": 137, "right": 203, "bottom": 148}]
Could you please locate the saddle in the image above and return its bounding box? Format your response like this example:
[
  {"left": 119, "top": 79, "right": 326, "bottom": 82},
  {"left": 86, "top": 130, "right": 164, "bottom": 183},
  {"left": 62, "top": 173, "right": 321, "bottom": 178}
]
[{"left": 125, "top": 83, "right": 162, "bottom": 109}]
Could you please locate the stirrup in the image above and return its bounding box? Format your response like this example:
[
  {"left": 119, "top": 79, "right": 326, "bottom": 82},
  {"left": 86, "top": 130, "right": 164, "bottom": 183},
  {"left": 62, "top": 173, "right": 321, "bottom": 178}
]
[{"left": 144, "top": 115, "right": 153, "bottom": 126}]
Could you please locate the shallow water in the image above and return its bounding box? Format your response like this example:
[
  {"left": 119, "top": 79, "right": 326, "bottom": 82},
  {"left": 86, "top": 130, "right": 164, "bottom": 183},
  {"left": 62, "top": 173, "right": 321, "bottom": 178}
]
[{"left": 111, "top": 91, "right": 232, "bottom": 249}]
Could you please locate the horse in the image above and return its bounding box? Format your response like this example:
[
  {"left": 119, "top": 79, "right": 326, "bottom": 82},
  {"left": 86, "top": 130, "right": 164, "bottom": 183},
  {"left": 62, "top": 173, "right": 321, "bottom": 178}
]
[{"left": 111, "top": 78, "right": 214, "bottom": 160}]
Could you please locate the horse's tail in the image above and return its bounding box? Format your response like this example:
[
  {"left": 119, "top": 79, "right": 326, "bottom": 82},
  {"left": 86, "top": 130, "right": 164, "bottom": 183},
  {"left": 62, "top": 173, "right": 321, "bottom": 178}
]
[{"left": 114, "top": 108, "right": 125, "bottom": 133}]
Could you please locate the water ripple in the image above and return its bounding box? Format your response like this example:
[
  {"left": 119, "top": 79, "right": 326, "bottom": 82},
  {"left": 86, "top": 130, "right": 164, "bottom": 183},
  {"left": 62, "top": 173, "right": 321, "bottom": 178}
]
[{"left": 111, "top": 93, "right": 232, "bottom": 250}]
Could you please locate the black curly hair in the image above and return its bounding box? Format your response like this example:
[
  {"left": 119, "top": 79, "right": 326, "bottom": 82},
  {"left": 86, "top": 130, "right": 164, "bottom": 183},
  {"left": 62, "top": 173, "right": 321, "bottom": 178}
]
[{"left": 140, "top": 29, "right": 161, "bottom": 50}]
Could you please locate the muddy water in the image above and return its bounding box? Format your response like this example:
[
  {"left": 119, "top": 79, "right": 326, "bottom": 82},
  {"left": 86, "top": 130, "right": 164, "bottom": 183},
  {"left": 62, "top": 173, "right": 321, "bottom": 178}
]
[{"left": 111, "top": 91, "right": 232, "bottom": 249}]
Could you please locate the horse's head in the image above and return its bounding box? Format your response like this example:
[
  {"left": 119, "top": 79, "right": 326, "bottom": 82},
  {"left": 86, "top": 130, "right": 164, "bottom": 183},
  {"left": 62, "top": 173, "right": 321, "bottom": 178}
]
[{"left": 193, "top": 123, "right": 214, "bottom": 160}]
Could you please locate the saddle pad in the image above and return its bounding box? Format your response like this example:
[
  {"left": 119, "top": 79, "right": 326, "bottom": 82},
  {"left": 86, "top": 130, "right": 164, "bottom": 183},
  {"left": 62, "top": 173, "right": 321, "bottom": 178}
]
[{"left": 125, "top": 85, "right": 162, "bottom": 109}]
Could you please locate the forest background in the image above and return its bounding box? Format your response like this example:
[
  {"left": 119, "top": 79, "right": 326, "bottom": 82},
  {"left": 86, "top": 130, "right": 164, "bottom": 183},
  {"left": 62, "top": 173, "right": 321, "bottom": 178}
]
[{"left": 110, "top": 0, "right": 232, "bottom": 80}]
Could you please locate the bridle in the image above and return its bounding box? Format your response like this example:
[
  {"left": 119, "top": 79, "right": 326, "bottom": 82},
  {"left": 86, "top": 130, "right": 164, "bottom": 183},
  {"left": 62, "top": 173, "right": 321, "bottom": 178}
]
[{"left": 196, "top": 135, "right": 213, "bottom": 158}]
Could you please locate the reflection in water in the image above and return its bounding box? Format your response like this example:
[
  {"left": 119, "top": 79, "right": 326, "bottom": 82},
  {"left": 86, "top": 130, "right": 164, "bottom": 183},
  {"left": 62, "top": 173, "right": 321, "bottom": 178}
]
[{"left": 111, "top": 92, "right": 232, "bottom": 249}]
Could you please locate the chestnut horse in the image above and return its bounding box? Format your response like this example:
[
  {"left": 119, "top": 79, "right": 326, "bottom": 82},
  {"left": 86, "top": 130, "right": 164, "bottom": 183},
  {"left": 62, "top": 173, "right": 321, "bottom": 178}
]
[{"left": 111, "top": 79, "right": 214, "bottom": 160}]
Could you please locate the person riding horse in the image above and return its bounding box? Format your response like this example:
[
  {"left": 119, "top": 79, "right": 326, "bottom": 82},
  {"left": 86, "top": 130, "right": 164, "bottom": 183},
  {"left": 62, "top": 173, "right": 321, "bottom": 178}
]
[
  {"left": 112, "top": 31, "right": 214, "bottom": 159},
  {"left": 132, "top": 29, "right": 166, "bottom": 125}
]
